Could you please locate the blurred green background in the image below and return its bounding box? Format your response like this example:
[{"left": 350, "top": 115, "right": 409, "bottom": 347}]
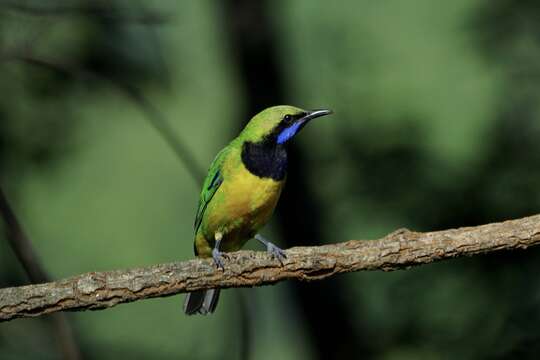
[{"left": 2, "top": 0, "right": 540, "bottom": 359}]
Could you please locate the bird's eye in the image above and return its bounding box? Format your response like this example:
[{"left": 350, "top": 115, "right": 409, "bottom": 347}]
[{"left": 283, "top": 114, "right": 293, "bottom": 123}]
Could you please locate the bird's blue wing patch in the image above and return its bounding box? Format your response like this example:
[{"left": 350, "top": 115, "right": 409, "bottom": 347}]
[{"left": 208, "top": 171, "right": 221, "bottom": 190}]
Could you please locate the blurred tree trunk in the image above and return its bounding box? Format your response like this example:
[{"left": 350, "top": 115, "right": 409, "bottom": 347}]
[{"left": 220, "top": 1, "right": 371, "bottom": 358}]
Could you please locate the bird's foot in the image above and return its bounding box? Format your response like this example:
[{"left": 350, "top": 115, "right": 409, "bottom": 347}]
[
  {"left": 255, "top": 234, "right": 287, "bottom": 264},
  {"left": 265, "top": 242, "right": 287, "bottom": 263},
  {"left": 212, "top": 248, "right": 229, "bottom": 270}
]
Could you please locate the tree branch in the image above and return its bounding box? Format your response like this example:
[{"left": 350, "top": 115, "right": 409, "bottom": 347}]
[
  {"left": 1, "top": 214, "right": 539, "bottom": 322},
  {"left": 1, "top": 53, "right": 206, "bottom": 185},
  {"left": 0, "top": 1, "right": 170, "bottom": 24},
  {"left": 0, "top": 188, "right": 49, "bottom": 284}
]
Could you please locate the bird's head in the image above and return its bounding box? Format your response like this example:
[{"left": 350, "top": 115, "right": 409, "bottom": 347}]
[{"left": 239, "top": 105, "right": 332, "bottom": 145}]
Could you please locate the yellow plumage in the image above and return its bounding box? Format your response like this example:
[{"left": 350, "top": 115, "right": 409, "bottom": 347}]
[{"left": 195, "top": 145, "right": 284, "bottom": 256}]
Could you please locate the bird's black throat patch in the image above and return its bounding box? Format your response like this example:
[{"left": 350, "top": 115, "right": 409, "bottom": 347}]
[{"left": 241, "top": 140, "right": 287, "bottom": 181}]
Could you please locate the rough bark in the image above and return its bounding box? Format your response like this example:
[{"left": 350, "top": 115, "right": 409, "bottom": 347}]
[{"left": 1, "top": 214, "right": 540, "bottom": 322}]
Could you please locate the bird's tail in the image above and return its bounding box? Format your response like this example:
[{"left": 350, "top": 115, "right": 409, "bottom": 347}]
[{"left": 183, "top": 289, "right": 221, "bottom": 315}]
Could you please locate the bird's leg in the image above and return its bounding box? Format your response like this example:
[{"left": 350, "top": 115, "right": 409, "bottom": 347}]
[
  {"left": 255, "top": 234, "right": 287, "bottom": 263},
  {"left": 212, "top": 232, "right": 228, "bottom": 270}
]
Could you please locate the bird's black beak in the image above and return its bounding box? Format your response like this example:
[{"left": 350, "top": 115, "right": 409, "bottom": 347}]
[
  {"left": 295, "top": 109, "right": 332, "bottom": 133},
  {"left": 300, "top": 109, "right": 333, "bottom": 123}
]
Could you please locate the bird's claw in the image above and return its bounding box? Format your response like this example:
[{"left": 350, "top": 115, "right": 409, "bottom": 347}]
[
  {"left": 212, "top": 248, "right": 228, "bottom": 270},
  {"left": 266, "top": 242, "right": 287, "bottom": 263}
]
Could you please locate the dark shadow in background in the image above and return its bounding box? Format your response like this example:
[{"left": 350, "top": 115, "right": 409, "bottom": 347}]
[{"left": 220, "top": 1, "right": 372, "bottom": 359}]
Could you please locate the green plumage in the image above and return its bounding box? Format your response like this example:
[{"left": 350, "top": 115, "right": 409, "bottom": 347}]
[{"left": 193, "top": 148, "right": 226, "bottom": 236}]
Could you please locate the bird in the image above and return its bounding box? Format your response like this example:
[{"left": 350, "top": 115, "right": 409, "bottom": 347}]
[{"left": 183, "top": 105, "right": 332, "bottom": 315}]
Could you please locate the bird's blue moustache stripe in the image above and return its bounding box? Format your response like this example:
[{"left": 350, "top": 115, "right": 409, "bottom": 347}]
[{"left": 277, "top": 122, "right": 303, "bottom": 144}]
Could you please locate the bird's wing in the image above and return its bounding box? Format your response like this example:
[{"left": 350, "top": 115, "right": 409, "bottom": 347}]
[{"left": 193, "top": 147, "right": 227, "bottom": 234}]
